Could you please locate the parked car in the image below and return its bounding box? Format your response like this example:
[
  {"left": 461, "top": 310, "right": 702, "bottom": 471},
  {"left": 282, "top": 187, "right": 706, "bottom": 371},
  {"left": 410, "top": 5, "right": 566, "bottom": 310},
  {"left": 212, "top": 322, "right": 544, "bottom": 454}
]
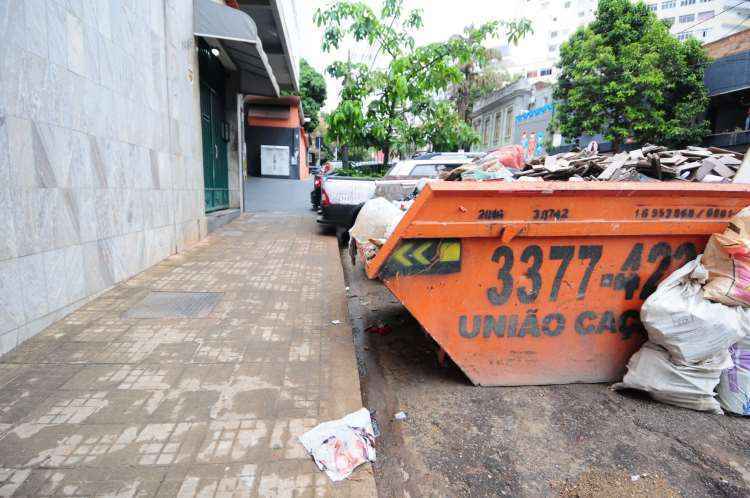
[
  {"left": 310, "top": 161, "right": 345, "bottom": 210},
  {"left": 374, "top": 156, "right": 474, "bottom": 202},
  {"left": 317, "top": 155, "right": 472, "bottom": 229}
]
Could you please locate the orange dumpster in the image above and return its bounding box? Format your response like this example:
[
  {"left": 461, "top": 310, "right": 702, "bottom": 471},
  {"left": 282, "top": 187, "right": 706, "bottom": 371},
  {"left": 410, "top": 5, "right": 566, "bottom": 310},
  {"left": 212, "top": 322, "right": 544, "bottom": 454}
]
[{"left": 364, "top": 181, "right": 750, "bottom": 386}]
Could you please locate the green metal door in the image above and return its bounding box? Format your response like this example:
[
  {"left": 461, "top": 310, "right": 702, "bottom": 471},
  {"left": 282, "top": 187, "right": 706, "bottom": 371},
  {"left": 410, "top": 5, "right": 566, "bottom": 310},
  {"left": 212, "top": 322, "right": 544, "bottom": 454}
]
[{"left": 198, "top": 41, "right": 229, "bottom": 213}]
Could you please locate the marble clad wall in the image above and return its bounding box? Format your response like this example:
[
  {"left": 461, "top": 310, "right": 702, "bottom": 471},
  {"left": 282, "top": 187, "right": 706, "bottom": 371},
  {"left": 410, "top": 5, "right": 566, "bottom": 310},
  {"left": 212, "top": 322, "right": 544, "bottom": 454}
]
[{"left": 0, "top": 0, "right": 207, "bottom": 354}]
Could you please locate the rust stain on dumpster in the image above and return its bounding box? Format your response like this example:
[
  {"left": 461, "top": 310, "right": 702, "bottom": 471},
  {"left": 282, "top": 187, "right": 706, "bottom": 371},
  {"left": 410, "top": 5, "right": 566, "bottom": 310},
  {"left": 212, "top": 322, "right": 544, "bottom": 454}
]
[{"left": 366, "top": 182, "right": 750, "bottom": 386}]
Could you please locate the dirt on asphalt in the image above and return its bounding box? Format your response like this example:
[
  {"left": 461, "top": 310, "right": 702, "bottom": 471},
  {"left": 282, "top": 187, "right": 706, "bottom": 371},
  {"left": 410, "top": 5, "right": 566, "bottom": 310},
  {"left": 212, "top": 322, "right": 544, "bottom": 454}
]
[{"left": 337, "top": 241, "right": 750, "bottom": 498}]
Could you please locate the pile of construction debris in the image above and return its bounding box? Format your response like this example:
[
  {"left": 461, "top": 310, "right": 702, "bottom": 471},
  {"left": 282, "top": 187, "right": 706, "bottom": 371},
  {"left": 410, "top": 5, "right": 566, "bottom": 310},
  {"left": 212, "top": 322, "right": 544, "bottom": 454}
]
[{"left": 443, "top": 145, "right": 746, "bottom": 183}]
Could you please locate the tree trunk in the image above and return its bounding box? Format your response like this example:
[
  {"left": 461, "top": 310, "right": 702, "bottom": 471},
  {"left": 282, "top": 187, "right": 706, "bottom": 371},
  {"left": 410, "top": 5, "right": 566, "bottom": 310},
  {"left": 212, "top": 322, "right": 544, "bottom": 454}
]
[
  {"left": 382, "top": 143, "right": 390, "bottom": 169},
  {"left": 342, "top": 145, "right": 350, "bottom": 167},
  {"left": 612, "top": 137, "right": 622, "bottom": 153}
]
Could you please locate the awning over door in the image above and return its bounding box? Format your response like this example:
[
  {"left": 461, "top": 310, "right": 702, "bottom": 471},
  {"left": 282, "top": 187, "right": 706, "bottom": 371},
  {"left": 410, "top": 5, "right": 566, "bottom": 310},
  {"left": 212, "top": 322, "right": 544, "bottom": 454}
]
[{"left": 194, "top": 0, "right": 279, "bottom": 97}]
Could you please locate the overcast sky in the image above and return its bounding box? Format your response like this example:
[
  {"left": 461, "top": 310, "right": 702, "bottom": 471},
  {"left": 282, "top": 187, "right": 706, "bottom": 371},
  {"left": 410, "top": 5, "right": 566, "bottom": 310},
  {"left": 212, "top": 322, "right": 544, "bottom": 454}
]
[{"left": 296, "top": 0, "right": 524, "bottom": 111}]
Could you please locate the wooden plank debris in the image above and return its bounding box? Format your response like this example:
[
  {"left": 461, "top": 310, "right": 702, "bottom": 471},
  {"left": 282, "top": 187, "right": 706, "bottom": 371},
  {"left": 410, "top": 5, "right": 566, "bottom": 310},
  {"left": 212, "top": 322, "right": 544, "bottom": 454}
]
[{"left": 446, "top": 143, "right": 749, "bottom": 183}]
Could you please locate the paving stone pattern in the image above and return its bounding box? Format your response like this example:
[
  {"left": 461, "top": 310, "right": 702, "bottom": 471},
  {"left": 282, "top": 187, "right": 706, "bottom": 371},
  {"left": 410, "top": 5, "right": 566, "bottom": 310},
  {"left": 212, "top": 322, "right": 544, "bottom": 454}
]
[{"left": 0, "top": 214, "right": 376, "bottom": 497}]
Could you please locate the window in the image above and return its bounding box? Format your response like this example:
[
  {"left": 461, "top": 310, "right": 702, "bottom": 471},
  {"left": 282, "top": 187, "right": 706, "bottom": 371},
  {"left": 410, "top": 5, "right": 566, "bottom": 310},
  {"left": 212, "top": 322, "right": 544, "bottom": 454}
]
[
  {"left": 680, "top": 0, "right": 695, "bottom": 5},
  {"left": 697, "top": 10, "right": 714, "bottom": 21},
  {"left": 527, "top": 70, "right": 539, "bottom": 78},
  {"left": 503, "top": 107, "right": 514, "bottom": 144},
  {"left": 564, "top": 1, "right": 571, "bottom": 7},
  {"left": 540, "top": 68, "right": 553, "bottom": 76},
  {"left": 409, "top": 165, "right": 437, "bottom": 177},
  {"left": 578, "top": 10, "right": 585, "bottom": 17},
  {"left": 677, "top": 31, "right": 691, "bottom": 40},
  {"left": 548, "top": 44, "right": 557, "bottom": 52},
  {"left": 663, "top": 16, "right": 675, "bottom": 25},
  {"left": 483, "top": 117, "right": 492, "bottom": 145},
  {"left": 473, "top": 118, "right": 482, "bottom": 133},
  {"left": 661, "top": 0, "right": 676, "bottom": 8},
  {"left": 679, "top": 13, "right": 695, "bottom": 23},
  {"left": 648, "top": 3, "right": 658, "bottom": 11},
  {"left": 700, "top": 0, "right": 712, "bottom": 3},
  {"left": 698, "top": 27, "right": 711, "bottom": 38},
  {"left": 493, "top": 113, "right": 503, "bottom": 145},
  {"left": 550, "top": 30, "right": 558, "bottom": 38}
]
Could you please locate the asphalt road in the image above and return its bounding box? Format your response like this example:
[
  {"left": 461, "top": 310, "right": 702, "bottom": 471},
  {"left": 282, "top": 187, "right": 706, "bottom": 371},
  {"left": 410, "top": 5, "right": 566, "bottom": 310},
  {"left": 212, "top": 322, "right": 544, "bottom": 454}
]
[{"left": 337, "top": 241, "right": 750, "bottom": 498}]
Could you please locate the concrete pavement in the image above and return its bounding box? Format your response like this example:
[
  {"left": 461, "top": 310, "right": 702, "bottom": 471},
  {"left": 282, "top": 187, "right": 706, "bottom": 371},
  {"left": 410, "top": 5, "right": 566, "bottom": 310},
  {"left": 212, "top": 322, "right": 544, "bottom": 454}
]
[
  {"left": 0, "top": 205, "right": 376, "bottom": 496},
  {"left": 243, "top": 177, "right": 315, "bottom": 214}
]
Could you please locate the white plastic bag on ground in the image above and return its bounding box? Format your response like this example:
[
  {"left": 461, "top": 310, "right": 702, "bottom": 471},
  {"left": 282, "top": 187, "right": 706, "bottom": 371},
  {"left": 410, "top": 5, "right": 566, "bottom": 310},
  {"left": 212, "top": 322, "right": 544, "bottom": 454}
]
[
  {"left": 349, "top": 197, "right": 404, "bottom": 246},
  {"left": 298, "top": 408, "right": 376, "bottom": 482},
  {"left": 613, "top": 342, "right": 732, "bottom": 414},
  {"left": 718, "top": 337, "right": 750, "bottom": 415},
  {"left": 640, "top": 256, "right": 748, "bottom": 364}
]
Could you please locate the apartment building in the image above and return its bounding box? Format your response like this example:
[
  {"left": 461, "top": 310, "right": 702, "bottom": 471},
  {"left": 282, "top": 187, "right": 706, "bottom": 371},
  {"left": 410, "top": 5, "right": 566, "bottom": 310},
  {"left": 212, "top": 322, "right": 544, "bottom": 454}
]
[
  {"left": 498, "top": 0, "right": 749, "bottom": 82},
  {"left": 647, "top": 0, "right": 750, "bottom": 43}
]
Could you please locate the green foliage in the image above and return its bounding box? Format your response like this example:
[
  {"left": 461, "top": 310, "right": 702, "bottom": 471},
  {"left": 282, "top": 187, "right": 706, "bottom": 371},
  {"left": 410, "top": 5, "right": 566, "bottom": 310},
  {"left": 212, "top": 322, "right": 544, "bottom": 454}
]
[
  {"left": 551, "top": 0, "right": 710, "bottom": 150},
  {"left": 315, "top": 0, "right": 530, "bottom": 164},
  {"left": 419, "top": 101, "right": 480, "bottom": 152},
  {"left": 294, "top": 59, "right": 327, "bottom": 133}
]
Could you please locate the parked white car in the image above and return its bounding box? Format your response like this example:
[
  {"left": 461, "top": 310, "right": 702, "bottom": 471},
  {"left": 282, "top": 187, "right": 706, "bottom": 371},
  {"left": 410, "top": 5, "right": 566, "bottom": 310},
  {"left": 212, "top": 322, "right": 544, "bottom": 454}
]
[{"left": 317, "top": 155, "right": 473, "bottom": 229}]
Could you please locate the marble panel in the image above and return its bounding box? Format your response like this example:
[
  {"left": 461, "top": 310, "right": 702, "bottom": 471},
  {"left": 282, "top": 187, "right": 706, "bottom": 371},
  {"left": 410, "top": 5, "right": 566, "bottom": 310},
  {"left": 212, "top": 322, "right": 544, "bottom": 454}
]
[
  {"left": 12, "top": 188, "right": 54, "bottom": 257},
  {"left": 66, "top": 11, "right": 85, "bottom": 76},
  {"left": 45, "top": 63, "right": 71, "bottom": 128},
  {"left": 44, "top": 244, "right": 85, "bottom": 311},
  {"left": 97, "top": 33, "right": 113, "bottom": 91},
  {"left": 88, "top": 135, "right": 108, "bottom": 188},
  {"left": 0, "top": 259, "right": 24, "bottom": 335},
  {"left": 83, "top": 23, "right": 100, "bottom": 84},
  {"left": 83, "top": 240, "right": 112, "bottom": 297},
  {"left": 53, "top": 188, "right": 81, "bottom": 249},
  {"left": 17, "top": 252, "right": 48, "bottom": 323},
  {"left": 23, "top": 0, "right": 48, "bottom": 59},
  {"left": 35, "top": 122, "right": 70, "bottom": 188},
  {"left": 94, "top": 188, "right": 114, "bottom": 240},
  {"left": 0, "top": 191, "right": 14, "bottom": 264},
  {"left": 74, "top": 188, "right": 98, "bottom": 243},
  {"left": 7, "top": 117, "right": 36, "bottom": 188},
  {"left": 46, "top": 1, "right": 68, "bottom": 67},
  {"left": 69, "top": 131, "right": 94, "bottom": 189},
  {"left": 0, "top": 115, "right": 10, "bottom": 189}
]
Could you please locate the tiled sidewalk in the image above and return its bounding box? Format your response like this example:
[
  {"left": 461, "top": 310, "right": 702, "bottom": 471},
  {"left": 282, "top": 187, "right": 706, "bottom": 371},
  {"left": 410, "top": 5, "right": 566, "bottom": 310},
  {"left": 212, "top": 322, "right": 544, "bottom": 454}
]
[{"left": 0, "top": 213, "right": 376, "bottom": 497}]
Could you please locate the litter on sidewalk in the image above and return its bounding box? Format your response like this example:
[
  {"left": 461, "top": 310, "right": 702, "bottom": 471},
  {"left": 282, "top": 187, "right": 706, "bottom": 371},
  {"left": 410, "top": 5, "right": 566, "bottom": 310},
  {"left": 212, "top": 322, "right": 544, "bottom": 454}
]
[
  {"left": 365, "top": 324, "right": 393, "bottom": 336},
  {"left": 298, "top": 408, "right": 376, "bottom": 482}
]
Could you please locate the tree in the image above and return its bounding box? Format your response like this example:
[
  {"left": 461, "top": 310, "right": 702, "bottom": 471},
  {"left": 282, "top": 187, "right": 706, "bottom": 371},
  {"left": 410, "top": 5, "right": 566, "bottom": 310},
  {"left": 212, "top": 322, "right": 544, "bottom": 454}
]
[
  {"left": 315, "top": 0, "right": 530, "bottom": 165},
  {"left": 416, "top": 101, "right": 480, "bottom": 152},
  {"left": 295, "top": 59, "right": 327, "bottom": 133},
  {"left": 551, "top": 0, "right": 710, "bottom": 151},
  {"left": 451, "top": 29, "right": 529, "bottom": 132}
]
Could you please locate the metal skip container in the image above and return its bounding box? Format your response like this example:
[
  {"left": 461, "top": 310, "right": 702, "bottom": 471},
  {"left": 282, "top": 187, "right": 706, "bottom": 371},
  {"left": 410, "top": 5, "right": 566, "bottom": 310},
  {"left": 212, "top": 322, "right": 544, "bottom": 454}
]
[{"left": 364, "top": 181, "right": 750, "bottom": 386}]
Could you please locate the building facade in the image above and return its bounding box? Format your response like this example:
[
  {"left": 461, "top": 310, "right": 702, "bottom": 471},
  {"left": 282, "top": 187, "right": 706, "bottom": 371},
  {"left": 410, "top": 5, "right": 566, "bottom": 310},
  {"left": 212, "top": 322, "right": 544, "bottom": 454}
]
[
  {"left": 471, "top": 79, "right": 556, "bottom": 156},
  {"left": 498, "top": 0, "right": 749, "bottom": 83},
  {"left": 0, "top": 0, "right": 298, "bottom": 354},
  {"left": 703, "top": 28, "right": 750, "bottom": 151},
  {"left": 495, "top": 0, "right": 598, "bottom": 83},
  {"left": 245, "top": 96, "right": 309, "bottom": 180},
  {"left": 648, "top": 0, "right": 750, "bottom": 43}
]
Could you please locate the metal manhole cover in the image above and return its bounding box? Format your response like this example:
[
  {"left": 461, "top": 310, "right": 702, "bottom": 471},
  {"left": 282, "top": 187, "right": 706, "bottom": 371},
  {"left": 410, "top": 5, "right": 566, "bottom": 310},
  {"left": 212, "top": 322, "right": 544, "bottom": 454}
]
[{"left": 123, "top": 292, "right": 223, "bottom": 319}]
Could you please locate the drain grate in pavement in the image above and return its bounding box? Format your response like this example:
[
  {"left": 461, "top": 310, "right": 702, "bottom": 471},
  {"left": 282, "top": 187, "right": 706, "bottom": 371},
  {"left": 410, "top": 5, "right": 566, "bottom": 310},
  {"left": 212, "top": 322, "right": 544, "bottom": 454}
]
[{"left": 123, "top": 292, "right": 223, "bottom": 319}]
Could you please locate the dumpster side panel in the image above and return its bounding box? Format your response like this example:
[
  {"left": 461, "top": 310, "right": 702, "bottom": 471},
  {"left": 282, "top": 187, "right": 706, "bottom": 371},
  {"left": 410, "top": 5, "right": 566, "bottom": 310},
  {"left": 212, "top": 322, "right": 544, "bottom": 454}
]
[
  {"left": 370, "top": 182, "right": 750, "bottom": 386},
  {"left": 382, "top": 235, "right": 705, "bottom": 386}
]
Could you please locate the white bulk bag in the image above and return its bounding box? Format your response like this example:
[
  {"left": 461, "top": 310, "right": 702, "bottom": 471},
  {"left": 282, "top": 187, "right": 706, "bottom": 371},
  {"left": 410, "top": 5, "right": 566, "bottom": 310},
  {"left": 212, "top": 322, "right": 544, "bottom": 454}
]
[
  {"left": 717, "top": 337, "right": 750, "bottom": 415},
  {"left": 614, "top": 342, "right": 731, "bottom": 414},
  {"left": 640, "top": 256, "right": 748, "bottom": 364}
]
